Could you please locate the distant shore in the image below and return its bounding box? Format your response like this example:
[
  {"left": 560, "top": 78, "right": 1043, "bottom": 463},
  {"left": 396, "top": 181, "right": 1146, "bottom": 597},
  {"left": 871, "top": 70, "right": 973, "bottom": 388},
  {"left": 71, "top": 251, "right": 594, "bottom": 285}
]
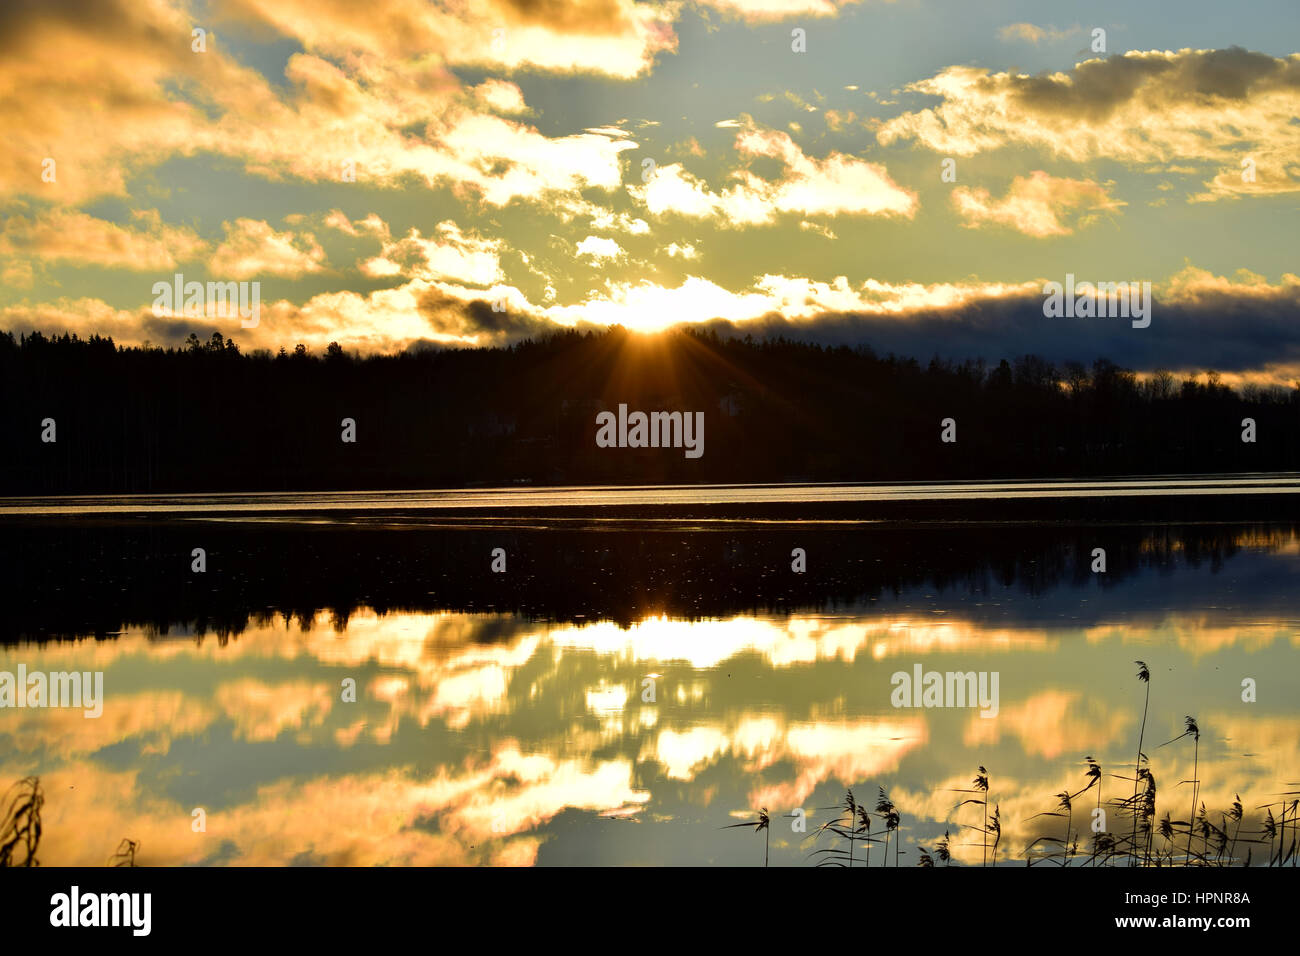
[{"left": 4, "top": 474, "right": 1300, "bottom": 522}]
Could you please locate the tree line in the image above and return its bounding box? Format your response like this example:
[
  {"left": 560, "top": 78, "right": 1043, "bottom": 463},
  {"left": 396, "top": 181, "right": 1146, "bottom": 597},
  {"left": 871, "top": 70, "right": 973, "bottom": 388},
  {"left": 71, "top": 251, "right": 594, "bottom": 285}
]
[{"left": 1, "top": 326, "right": 1297, "bottom": 493}]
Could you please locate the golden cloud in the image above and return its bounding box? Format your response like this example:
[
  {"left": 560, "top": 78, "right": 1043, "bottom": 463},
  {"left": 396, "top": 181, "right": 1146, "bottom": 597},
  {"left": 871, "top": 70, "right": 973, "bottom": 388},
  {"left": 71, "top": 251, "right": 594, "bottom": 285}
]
[
  {"left": 0, "top": 1, "right": 642, "bottom": 215},
  {"left": 951, "top": 170, "right": 1125, "bottom": 237},
  {"left": 218, "top": 0, "right": 680, "bottom": 78},
  {"left": 361, "top": 220, "right": 504, "bottom": 285},
  {"left": 634, "top": 123, "right": 917, "bottom": 225},
  {"left": 209, "top": 218, "right": 327, "bottom": 278},
  {"left": 878, "top": 49, "right": 1300, "bottom": 201},
  {"left": 0, "top": 208, "right": 207, "bottom": 271}
]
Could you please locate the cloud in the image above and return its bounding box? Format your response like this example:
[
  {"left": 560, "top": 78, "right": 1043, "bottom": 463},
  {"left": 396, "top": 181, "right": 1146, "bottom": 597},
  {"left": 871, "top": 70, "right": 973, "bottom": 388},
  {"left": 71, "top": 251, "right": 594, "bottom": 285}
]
[
  {"left": 0, "top": 208, "right": 206, "bottom": 270},
  {"left": 323, "top": 210, "right": 389, "bottom": 238},
  {"left": 575, "top": 235, "right": 626, "bottom": 262},
  {"left": 361, "top": 221, "right": 504, "bottom": 285},
  {"left": 2, "top": 259, "right": 33, "bottom": 289},
  {"left": 209, "top": 219, "right": 327, "bottom": 279},
  {"left": 0, "top": 0, "right": 286, "bottom": 203},
  {"left": 951, "top": 170, "right": 1124, "bottom": 237},
  {"left": 636, "top": 164, "right": 721, "bottom": 218},
  {"left": 878, "top": 48, "right": 1300, "bottom": 200},
  {"left": 8, "top": 253, "right": 1300, "bottom": 384},
  {"left": 997, "top": 23, "right": 1079, "bottom": 44},
  {"left": 0, "top": 1, "right": 643, "bottom": 215},
  {"left": 415, "top": 285, "right": 555, "bottom": 343},
  {"left": 472, "top": 79, "right": 530, "bottom": 115},
  {"left": 429, "top": 111, "right": 638, "bottom": 206},
  {"left": 218, "top": 0, "right": 680, "bottom": 78},
  {"left": 634, "top": 122, "right": 917, "bottom": 225},
  {"left": 695, "top": 0, "right": 876, "bottom": 21},
  {"left": 687, "top": 266, "right": 1300, "bottom": 379},
  {"left": 560, "top": 198, "right": 651, "bottom": 236},
  {"left": 798, "top": 219, "right": 836, "bottom": 239},
  {"left": 536, "top": 272, "right": 1039, "bottom": 332}
]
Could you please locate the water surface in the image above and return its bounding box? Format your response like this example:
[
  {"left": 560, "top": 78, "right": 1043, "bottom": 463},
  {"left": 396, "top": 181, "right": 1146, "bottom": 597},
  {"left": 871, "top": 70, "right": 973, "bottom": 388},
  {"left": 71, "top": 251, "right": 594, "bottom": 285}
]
[{"left": 2, "top": 512, "right": 1297, "bottom": 866}]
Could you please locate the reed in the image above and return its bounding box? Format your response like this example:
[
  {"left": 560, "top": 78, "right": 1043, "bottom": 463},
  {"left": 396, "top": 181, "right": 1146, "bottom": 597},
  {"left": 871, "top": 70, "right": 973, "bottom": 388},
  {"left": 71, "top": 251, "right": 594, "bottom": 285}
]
[
  {"left": 0, "top": 776, "right": 43, "bottom": 868},
  {"left": 1130, "top": 662, "right": 1151, "bottom": 867},
  {"left": 722, "top": 807, "right": 771, "bottom": 867}
]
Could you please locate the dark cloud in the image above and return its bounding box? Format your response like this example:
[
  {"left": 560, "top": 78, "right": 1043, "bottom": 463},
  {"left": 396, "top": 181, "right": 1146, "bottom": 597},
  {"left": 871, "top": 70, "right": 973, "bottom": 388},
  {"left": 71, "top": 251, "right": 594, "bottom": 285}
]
[
  {"left": 0, "top": 0, "right": 184, "bottom": 59},
  {"left": 139, "top": 313, "right": 224, "bottom": 346},
  {"left": 1012, "top": 47, "right": 1300, "bottom": 120},
  {"left": 1174, "top": 46, "right": 1300, "bottom": 99},
  {"left": 416, "top": 288, "right": 554, "bottom": 342},
  {"left": 681, "top": 285, "right": 1300, "bottom": 375},
  {"left": 1014, "top": 54, "right": 1173, "bottom": 120},
  {"left": 407, "top": 277, "right": 1300, "bottom": 375}
]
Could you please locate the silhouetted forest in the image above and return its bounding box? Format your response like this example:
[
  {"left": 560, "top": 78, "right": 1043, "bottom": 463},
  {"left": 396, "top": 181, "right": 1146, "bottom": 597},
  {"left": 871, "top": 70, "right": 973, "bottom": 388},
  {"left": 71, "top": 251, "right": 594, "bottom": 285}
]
[{"left": 1, "top": 326, "right": 1297, "bottom": 493}]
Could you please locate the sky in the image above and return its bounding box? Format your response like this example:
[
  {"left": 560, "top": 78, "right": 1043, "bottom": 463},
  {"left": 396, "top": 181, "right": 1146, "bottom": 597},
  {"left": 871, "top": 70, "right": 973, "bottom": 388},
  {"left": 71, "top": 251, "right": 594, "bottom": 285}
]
[{"left": 1, "top": 0, "right": 1298, "bottom": 383}]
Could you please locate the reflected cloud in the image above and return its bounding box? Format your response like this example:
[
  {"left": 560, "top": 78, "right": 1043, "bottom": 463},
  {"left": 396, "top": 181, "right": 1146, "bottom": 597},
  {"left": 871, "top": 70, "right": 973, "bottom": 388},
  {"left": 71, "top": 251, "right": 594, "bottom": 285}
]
[
  {"left": 962, "top": 689, "right": 1131, "bottom": 760},
  {"left": 4, "top": 564, "right": 1299, "bottom": 865}
]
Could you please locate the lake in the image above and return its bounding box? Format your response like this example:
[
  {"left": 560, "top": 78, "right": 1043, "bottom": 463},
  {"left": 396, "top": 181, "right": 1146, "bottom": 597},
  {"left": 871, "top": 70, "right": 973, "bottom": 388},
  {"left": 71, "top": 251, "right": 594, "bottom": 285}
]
[{"left": 2, "top": 480, "right": 1298, "bottom": 866}]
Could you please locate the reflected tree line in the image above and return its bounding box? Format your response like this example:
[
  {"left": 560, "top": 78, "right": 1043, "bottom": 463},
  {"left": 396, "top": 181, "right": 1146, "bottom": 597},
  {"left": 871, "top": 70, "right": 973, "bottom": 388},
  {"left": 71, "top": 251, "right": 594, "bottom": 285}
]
[
  {"left": 2, "top": 327, "right": 1299, "bottom": 493},
  {"left": 1, "top": 519, "right": 1290, "bottom": 644}
]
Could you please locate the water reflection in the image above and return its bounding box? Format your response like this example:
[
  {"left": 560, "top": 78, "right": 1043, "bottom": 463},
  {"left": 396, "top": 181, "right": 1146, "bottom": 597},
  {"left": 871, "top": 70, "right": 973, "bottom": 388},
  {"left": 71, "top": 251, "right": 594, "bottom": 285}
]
[
  {"left": 5, "top": 519, "right": 1298, "bottom": 640},
  {"left": 2, "top": 523, "right": 1298, "bottom": 865}
]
